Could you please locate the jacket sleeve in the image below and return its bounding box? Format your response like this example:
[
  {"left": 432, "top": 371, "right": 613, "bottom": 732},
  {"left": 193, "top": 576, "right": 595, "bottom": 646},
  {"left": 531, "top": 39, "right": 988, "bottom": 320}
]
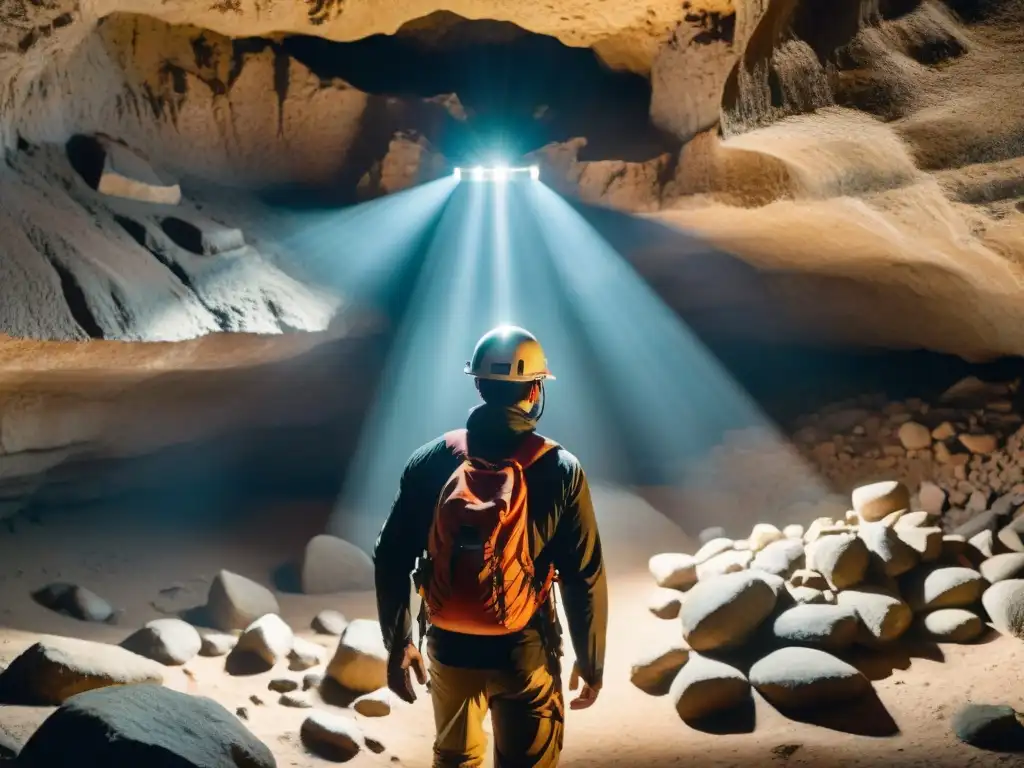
[
  {"left": 551, "top": 459, "right": 608, "bottom": 689},
  {"left": 373, "top": 457, "right": 426, "bottom": 654}
]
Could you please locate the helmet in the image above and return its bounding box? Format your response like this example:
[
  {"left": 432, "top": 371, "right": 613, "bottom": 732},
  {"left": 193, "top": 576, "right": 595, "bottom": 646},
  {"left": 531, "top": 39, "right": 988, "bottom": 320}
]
[{"left": 465, "top": 325, "right": 556, "bottom": 382}]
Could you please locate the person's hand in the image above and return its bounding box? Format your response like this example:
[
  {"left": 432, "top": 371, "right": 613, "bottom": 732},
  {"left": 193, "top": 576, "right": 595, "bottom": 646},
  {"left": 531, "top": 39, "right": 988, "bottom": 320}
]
[
  {"left": 568, "top": 663, "right": 601, "bottom": 710},
  {"left": 387, "top": 642, "right": 427, "bottom": 704}
]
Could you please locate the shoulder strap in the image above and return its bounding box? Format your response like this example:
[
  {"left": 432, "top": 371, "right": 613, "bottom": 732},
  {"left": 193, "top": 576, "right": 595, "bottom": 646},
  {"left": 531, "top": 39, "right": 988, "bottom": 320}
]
[
  {"left": 444, "top": 429, "right": 469, "bottom": 459},
  {"left": 511, "top": 433, "right": 559, "bottom": 469}
]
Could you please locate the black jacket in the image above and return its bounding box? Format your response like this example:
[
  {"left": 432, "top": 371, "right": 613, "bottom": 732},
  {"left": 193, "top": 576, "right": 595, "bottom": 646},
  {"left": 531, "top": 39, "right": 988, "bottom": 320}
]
[{"left": 373, "top": 403, "right": 608, "bottom": 687}]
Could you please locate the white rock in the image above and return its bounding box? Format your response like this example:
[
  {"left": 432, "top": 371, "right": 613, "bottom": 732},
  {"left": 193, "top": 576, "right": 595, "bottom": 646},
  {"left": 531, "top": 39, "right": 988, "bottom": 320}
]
[
  {"left": 648, "top": 588, "right": 684, "bottom": 620},
  {"left": 836, "top": 587, "right": 912, "bottom": 643},
  {"left": 693, "top": 538, "right": 734, "bottom": 564},
  {"left": 300, "top": 710, "right": 363, "bottom": 761},
  {"left": 903, "top": 567, "right": 985, "bottom": 612},
  {"left": 680, "top": 571, "right": 778, "bottom": 652},
  {"left": 858, "top": 522, "right": 919, "bottom": 577},
  {"left": 805, "top": 533, "right": 869, "bottom": 590},
  {"left": 748, "top": 523, "right": 784, "bottom": 552},
  {"left": 648, "top": 553, "right": 697, "bottom": 590},
  {"left": 895, "top": 526, "right": 943, "bottom": 562},
  {"left": 326, "top": 619, "right": 388, "bottom": 694},
  {"left": 751, "top": 538, "right": 805, "bottom": 577},
  {"left": 696, "top": 549, "right": 753, "bottom": 581},
  {"left": 980, "top": 553, "right": 1024, "bottom": 584},
  {"left": 917, "top": 609, "right": 985, "bottom": 642},
  {"left": 312, "top": 610, "right": 348, "bottom": 636},
  {"left": 981, "top": 580, "right": 1024, "bottom": 638},
  {"left": 301, "top": 535, "right": 375, "bottom": 594},
  {"left": 749, "top": 647, "right": 871, "bottom": 709},
  {"left": 120, "top": 618, "right": 202, "bottom": 666},
  {"left": 669, "top": 653, "right": 750, "bottom": 721},
  {"left": 918, "top": 482, "right": 948, "bottom": 515},
  {"left": 206, "top": 570, "right": 280, "bottom": 632},
  {"left": 199, "top": 633, "right": 237, "bottom": 657},
  {"left": 783, "top": 524, "right": 805, "bottom": 540},
  {"left": 289, "top": 637, "right": 324, "bottom": 671},
  {"left": 234, "top": 614, "right": 294, "bottom": 666},
  {"left": 898, "top": 422, "right": 931, "bottom": 450},
  {"left": 771, "top": 604, "right": 860, "bottom": 651},
  {"left": 630, "top": 643, "right": 690, "bottom": 695}
]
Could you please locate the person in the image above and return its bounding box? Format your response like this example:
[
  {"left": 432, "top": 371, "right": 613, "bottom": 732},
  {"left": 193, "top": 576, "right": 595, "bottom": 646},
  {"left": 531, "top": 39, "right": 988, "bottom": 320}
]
[{"left": 373, "top": 325, "right": 608, "bottom": 768}]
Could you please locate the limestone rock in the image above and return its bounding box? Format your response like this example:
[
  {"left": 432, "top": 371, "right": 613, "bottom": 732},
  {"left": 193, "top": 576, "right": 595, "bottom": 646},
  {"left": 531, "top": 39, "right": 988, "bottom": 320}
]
[
  {"left": 852, "top": 481, "right": 910, "bottom": 523},
  {"left": 301, "top": 535, "right": 375, "bottom": 594},
  {"left": 353, "top": 688, "right": 392, "bottom": 717},
  {"left": 669, "top": 653, "right": 750, "bottom": 721},
  {"left": 805, "top": 533, "right": 869, "bottom": 590},
  {"left": 326, "top": 619, "right": 388, "bottom": 694},
  {"left": 952, "top": 704, "right": 1024, "bottom": 751},
  {"left": 312, "top": 610, "right": 348, "bottom": 636},
  {"left": 751, "top": 538, "right": 805, "bottom": 577},
  {"left": 749, "top": 647, "right": 871, "bottom": 709},
  {"left": 771, "top": 604, "right": 859, "bottom": 651},
  {"left": 288, "top": 637, "right": 324, "bottom": 671},
  {"left": 898, "top": 422, "right": 931, "bottom": 450},
  {"left": 120, "top": 618, "right": 202, "bottom": 666},
  {"left": 206, "top": 570, "right": 280, "bottom": 632},
  {"left": 693, "top": 538, "right": 733, "bottom": 564},
  {"left": 902, "top": 567, "right": 985, "bottom": 612},
  {"left": 959, "top": 434, "right": 998, "bottom": 454},
  {"left": 836, "top": 587, "right": 912, "bottom": 643},
  {"left": 680, "top": 571, "right": 778, "bottom": 652},
  {"left": 630, "top": 643, "right": 690, "bottom": 695},
  {"left": 233, "top": 614, "right": 294, "bottom": 666},
  {"left": 300, "top": 711, "right": 363, "bottom": 762},
  {"left": 917, "top": 609, "right": 985, "bottom": 642},
  {"left": 980, "top": 553, "right": 1024, "bottom": 584},
  {"left": 748, "top": 523, "right": 784, "bottom": 551},
  {"left": 15, "top": 684, "right": 273, "bottom": 767},
  {"left": 918, "top": 482, "right": 948, "bottom": 514},
  {"left": 649, "top": 588, "right": 684, "bottom": 620},
  {"left": 895, "top": 526, "right": 944, "bottom": 562},
  {"left": 982, "top": 580, "right": 1024, "bottom": 638},
  {"left": 783, "top": 524, "right": 804, "bottom": 540},
  {"left": 32, "top": 583, "right": 114, "bottom": 623},
  {"left": 648, "top": 553, "right": 698, "bottom": 590},
  {"left": 696, "top": 549, "right": 752, "bottom": 581},
  {"left": 0, "top": 636, "right": 164, "bottom": 705},
  {"left": 200, "top": 633, "right": 237, "bottom": 657},
  {"left": 859, "top": 522, "right": 919, "bottom": 577}
]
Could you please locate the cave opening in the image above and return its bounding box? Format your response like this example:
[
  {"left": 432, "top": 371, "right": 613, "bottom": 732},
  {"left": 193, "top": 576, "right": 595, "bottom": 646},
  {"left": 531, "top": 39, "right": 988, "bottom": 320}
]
[{"left": 274, "top": 12, "right": 677, "bottom": 164}]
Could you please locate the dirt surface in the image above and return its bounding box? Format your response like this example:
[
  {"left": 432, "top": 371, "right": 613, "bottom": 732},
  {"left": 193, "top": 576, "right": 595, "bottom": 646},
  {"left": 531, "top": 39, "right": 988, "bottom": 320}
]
[{"left": 0, "top": 487, "right": 1022, "bottom": 767}]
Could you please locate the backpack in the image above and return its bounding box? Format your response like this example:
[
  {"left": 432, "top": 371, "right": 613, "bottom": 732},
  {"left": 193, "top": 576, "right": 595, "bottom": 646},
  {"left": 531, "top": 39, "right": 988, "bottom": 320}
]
[{"left": 418, "top": 428, "right": 559, "bottom": 635}]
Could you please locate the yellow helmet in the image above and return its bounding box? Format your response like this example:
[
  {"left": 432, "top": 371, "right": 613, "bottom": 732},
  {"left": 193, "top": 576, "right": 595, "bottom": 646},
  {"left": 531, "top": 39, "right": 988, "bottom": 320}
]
[{"left": 465, "top": 325, "right": 556, "bottom": 382}]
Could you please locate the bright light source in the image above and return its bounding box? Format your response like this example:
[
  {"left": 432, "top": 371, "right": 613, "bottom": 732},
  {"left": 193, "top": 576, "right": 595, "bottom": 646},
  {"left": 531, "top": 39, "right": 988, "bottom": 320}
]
[
  {"left": 472, "top": 166, "right": 485, "bottom": 182},
  {"left": 493, "top": 165, "right": 509, "bottom": 183},
  {"left": 453, "top": 167, "right": 462, "bottom": 181},
  {"left": 529, "top": 165, "right": 540, "bottom": 181}
]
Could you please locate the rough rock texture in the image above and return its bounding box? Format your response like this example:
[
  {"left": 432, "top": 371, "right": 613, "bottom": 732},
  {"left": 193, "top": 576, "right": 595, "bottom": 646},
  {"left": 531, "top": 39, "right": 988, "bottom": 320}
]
[
  {"left": 917, "top": 608, "right": 985, "bottom": 642},
  {"left": 805, "top": 533, "right": 869, "bottom": 590},
  {"left": 836, "top": 587, "right": 913, "bottom": 643},
  {"left": 232, "top": 614, "right": 294, "bottom": 666},
  {"left": 301, "top": 534, "right": 375, "bottom": 594},
  {"left": 206, "top": 570, "right": 280, "bottom": 632},
  {"left": 771, "top": 604, "right": 860, "bottom": 652},
  {"left": 0, "top": 636, "right": 164, "bottom": 705},
  {"left": 982, "top": 580, "right": 1024, "bottom": 638},
  {"left": 751, "top": 538, "right": 805, "bottom": 577},
  {"left": 648, "top": 553, "right": 698, "bottom": 591},
  {"left": 902, "top": 567, "right": 985, "bottom": 612},
  {"left": 15, "top": 684, "right": 275, "bottom": 768},
  {"left": 679, "top": 571, "right": 778, "bottom": 651},
  {"left": 749, "top": 647, "right": 871, "bottom": 709},
  {"left": 669, "top": 653, "right": 750, "bottom": 722},
  {"left": 300, "top": 711, "right": 364, "bottom": 762},
  {"left": 326, "top": 619, "right": 388, "bottom": 694},
  {"left": 120, "top": 618, "right": 202, "bottom": 665}
]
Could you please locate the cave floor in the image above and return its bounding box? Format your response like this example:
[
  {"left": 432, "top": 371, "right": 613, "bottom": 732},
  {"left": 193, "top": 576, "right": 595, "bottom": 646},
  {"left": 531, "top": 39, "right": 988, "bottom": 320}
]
[{"left": 0, "top": 490, "right": 1021, "bottom": 767}]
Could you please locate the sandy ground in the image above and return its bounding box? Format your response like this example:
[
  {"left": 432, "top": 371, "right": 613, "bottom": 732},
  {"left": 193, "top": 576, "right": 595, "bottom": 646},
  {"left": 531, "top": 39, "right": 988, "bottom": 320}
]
[{"left": 0, "top": 486, "right": 1022, "bottom": 767}]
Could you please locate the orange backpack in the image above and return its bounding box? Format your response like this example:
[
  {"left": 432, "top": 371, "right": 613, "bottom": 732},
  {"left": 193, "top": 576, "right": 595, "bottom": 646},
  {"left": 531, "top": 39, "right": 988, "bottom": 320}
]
[{"left": 419, "top": 428, "right": 558, "bottom": 636}]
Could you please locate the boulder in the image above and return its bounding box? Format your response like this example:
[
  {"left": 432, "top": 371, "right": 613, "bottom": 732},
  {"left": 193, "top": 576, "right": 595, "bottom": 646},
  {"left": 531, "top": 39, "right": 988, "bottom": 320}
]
[
  {"left": 917, "top": 609, "right": 985, "bottom": 642},
  {"left": 200, "top": 633, "right": 237, "bottom": 657},
  {"left": 0, "top": 636, "right": 164, "bottom": 705},
  {"left": 788, "top": 570, "right": 829, "bottom": 590},
  {"left": 648, "top": 553, "right": 698, "bottom": 590},
  {"left": 748, "top": 523, "right": 784, "bottom": 551},
  {"left": 982, "top": 580, "right": 1024, "bottom": 638},
  {"left": 805, "top": 533, "right": 869, "bottom": 590},
  {"left": 233, "top": 614, "right": 294, "bottom": 666},
  {"left": 206, "top": 570, "right": 280, "bottom": 631},
  {"left": 858, "top": 522, "right": 919, "bottom": 577},
  {"left": 693, "top": 538, "right": 734, "bottom": 564},
  {"left": 952, "top": 704, "right": 1024, "bottom": 751},
  {"left": 668, "top": 653, "right": 750, "bottom": 721},
  {"left": 32, "top": 583, "right": 114, "bottom": 623},
  {"left": 15, "top": 684, "right": 274, "bottom": 768},
  {"left": 288, "top": 637, "right": 324, "bottom": 671},
  {"left": 300, "top": 711, "right": 364, "bottom": 762},
  {"left": 66, "top": 134, "right": 182, "bottom": 205},
  {"left": 326, "top": 619, "right": 388, "bottom": 693},
  {"left": 771, "top": 605, "right": 860, "bottom": 651},
  {"left": 917, "top": 482, "right": 948, "bottom": 515},
  {"left": 902, "top": 567, "right": 985, "bottom": 612},
  {"left": 696, "top": 549, "right": 752, "bottom": 581},
  {"left": 836, "top": 587, "right": 913, "bottom": 643},
  {"left": 751, "top": 539, "right": 805, "bottom": 577},
  {"left": 312, "top": 610, "right": 348, "bottom": 636},
  {"left": 852, "top": 481, "right": 910, "bottom": 523},
  {"left": 783, "top": 524, "right": 805, "bottom": 540},
  {"left": 120, "top": 618, "right": 202, "bottom": 666},
  {"left": 649, "top": 588, "right": 684, "bottom": 619},
  {"left": 895, "top": 526, "right": 944, "bottom": 562},
  {"left": 981, "top": 553, "right": 1024, "bottom": 584},
  {"left": 353, "top": 688, "right": 392, "bottom": 717},
  {"left": 630, "top": 643, "right": 690, "bottom": 695},
  {"left": 680, "top": 571, "right": 778, "bottom": 651},
  {"left": 300, "top": 535, "right": 375, "bottom": 594},
  {"left": 749, "top": 647, "right": 871, "bottom": 709},
  {"left": 898, "top": 422, "right": 931, "bottom": 450}
]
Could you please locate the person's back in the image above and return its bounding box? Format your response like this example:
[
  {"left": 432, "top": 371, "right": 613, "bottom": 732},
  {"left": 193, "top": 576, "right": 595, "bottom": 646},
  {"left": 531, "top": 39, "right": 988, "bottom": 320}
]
[{"left": 374, "top": 325, "right": 608, "bottom": 768}]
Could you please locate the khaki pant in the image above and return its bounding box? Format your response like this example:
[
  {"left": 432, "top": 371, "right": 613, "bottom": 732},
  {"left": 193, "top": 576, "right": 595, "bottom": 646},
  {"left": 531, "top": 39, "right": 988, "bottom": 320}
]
[{"left": 428, "top": 642, "right": 564, "bottom": 768}]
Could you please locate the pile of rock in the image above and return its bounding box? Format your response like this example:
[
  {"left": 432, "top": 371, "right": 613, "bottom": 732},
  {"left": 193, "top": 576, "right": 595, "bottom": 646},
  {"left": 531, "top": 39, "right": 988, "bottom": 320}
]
[
  {"left": 637, "top": 478, "right": 1024, "bottom": 726},
  {"left": 789, "top": 376, "right": 1024, "bottom": 532}
]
